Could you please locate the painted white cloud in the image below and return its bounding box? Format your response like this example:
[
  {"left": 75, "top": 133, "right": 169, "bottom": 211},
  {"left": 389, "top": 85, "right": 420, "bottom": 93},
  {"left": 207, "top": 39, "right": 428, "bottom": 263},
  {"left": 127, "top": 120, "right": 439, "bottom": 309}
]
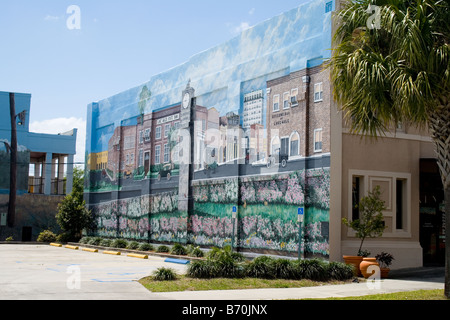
[{"left": 30, "top": 117, "right": 86, "bottom": 167}]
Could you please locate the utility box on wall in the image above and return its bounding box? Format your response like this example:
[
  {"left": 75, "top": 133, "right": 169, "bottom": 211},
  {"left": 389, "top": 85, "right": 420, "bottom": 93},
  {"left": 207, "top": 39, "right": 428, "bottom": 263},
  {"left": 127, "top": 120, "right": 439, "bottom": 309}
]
[{"left": 1, "top": 212, "right": 6, "bottom": 226}]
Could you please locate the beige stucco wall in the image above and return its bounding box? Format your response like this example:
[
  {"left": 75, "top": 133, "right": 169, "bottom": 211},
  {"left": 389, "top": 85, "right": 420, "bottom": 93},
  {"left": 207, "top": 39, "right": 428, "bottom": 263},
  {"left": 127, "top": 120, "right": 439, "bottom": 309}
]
[{"left": 338, "top": 132, "right": 435, "bottom": 269}]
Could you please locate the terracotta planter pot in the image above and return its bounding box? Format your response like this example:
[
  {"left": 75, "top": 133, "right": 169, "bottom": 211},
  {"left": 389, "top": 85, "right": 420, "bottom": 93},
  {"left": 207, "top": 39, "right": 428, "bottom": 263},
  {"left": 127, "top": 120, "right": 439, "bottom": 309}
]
[
  {"left": 380, "top": 267, "right": 390, "bottom": 279},
  {"left": 343, "top": 255, "right": 363, "bottom": 276},
  {"left": 359, "top": 258, "right": 380, "bottom": 279}
]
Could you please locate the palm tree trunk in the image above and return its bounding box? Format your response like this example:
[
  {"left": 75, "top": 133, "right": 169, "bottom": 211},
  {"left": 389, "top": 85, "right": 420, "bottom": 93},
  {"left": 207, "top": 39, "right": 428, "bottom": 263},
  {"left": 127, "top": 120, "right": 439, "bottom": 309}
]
[
  {"left": 427, "top": 94, "right": 450, "bottom": 298},
  {"left": 8, "top": 93, "right": 17, "bottom": 228}
]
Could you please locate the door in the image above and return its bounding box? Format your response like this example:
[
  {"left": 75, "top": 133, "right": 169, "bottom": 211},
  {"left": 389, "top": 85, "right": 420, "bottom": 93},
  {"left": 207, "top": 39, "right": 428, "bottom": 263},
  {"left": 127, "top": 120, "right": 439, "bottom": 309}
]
[
  {"left": 22, "top": 227, "right": 32, "bottom": 242},
  {"left": 144, "top": 152, "right": 150, "bottom": 175}
]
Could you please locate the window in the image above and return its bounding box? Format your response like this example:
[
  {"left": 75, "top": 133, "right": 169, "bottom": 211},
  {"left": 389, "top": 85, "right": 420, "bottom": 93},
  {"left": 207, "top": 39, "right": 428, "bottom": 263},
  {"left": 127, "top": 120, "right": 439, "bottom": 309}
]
[
  {"left": 290, "top": 132, "right": 299, "bottom": 156},
  {"left": 174, "top": 121, "right": 180, "bottom": 130},
  {"left": 314, "top": 129, "right": 323, "bottom": 152},
  {"left": 396, "top": 179, "right": 406, "bottom": 230},
  {"left": 314, "top": 83, "right": 323, "bottom": 102},
  {"left": 155, "top": 145, "right": 161, "bottom": 164},
  {"left": 164, "top": 124, "right": 171, "bottom": 138},
  {"left": 139, "top": 131, "right": 144, "bottom": 144},
  {"left": 156, "top": 126, "right": 162, "bottom": 140},
  {"left": 144, "top": 128, "right": 151, "bottom": 142},
  {"left": 283, "top": 92, "right": 290, "bottom": 109},
  {"left": 164, "top": 144, "right": 170, "bottom": 163},
  {"left": 273, "top": 95, "right": 280, "bottom": 112},
  {"left": 139, "top": 149, "right": 144, "bottom": 167},
  {"left": 291, "top": 89, "right": 299, "bottom": 107},
  {"left": 352, "top": 176, "right": 363, "bottom": 221}
]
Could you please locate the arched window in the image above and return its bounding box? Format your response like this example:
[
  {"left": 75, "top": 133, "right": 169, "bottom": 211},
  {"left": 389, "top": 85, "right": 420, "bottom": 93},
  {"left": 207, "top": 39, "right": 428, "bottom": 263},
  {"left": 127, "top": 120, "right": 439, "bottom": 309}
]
[
  {"left": 271, "top": 136, "right": 280, "bottom": 156},
  {"left": 289, "top": 131, "right": 300, "bottom": 157}
]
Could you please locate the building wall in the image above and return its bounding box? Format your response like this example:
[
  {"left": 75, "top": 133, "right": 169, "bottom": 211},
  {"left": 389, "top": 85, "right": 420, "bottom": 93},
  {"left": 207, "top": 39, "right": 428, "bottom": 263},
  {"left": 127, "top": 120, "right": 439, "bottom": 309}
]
[
  {"left": 0, "top": 194, "right": 63, "bottom": 241},
  {"left": 85, "top": 0, "right": 334, "bottom": 257},
  {"left": 340, "top": 131, "right": 435, "bottom": 269}
]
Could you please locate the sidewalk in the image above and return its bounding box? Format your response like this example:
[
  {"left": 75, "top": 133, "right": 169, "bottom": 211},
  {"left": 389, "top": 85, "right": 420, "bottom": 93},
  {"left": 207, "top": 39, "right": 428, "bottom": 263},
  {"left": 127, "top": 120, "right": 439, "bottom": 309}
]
[{"left": 154, "top": 267, "right": 445, "bottom": 300}]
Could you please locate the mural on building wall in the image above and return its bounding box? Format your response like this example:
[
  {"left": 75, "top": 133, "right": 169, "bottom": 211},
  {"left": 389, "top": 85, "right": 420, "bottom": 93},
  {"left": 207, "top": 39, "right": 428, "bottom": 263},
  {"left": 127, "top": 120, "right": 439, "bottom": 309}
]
[{"left": 85, "top": 0, "right": 334, "bottom": 259}]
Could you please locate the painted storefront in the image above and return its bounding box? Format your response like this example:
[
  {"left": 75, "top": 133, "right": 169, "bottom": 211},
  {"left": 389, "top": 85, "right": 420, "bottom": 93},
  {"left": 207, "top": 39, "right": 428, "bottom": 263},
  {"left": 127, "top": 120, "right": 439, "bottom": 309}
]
[{"left": 85, "top": 0, "right": 334, "bottom": 258}]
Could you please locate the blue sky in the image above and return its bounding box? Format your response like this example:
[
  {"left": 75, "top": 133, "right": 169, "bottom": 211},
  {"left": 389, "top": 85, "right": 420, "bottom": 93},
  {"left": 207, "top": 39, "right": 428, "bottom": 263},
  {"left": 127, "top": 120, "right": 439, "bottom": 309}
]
[{"left": 0, "top": 0, "right": 309, "bottom": 163}]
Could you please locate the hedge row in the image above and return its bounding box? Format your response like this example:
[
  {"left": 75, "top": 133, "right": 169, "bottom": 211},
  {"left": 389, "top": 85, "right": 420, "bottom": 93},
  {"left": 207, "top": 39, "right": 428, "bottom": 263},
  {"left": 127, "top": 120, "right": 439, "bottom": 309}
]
[{"left": 187, "top": 246, "right": 354, "bottom": 281}]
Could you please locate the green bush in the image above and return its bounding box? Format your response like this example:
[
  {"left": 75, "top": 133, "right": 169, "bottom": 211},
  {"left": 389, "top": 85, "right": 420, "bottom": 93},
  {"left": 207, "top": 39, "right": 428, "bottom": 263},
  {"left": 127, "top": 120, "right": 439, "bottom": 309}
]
[
  {"left": 153, "top": 267, "right": 178, "bottom": 281},
  {"left": 187, "top": 260, "right": 215, "bottom": 279},
  {"left": 170, "top": 243, "right": 187, "bottom": 255},
  {"left": 127, "top": 241, "right": 140, "bottom": 250},
  {"left": 245, "top": 256, "right": 276, "bottom": 279},
  {"left": 111, "top": 239, "right": 128, "bottom": 249},
  {"left": 100, "top": 239, "right": 112, "bottom": 247},
  {"left": 139, "top": 243, "right": 154, "bottom": 252},
  {"left": 156, "top": 245, "right": 170, "bottom": 253},
  {"left": 189, "top": 247, "right": 204, "bottom": 258},
  {"left": 37, "top": 230, "right": 57, "bottom": 243},
  {"left": 56, "top": 232, "right": 72, "bottom": 244},
  {"left": 88, "top": 237, "right": 103, "bottom": 246},
  {"left": 326, "top": 261, "right": 354, "bottom": 281},
  {"left": 271, "top": 258, "right": 297, "bottom": 280},
  {"left": 294, "top": 259, "right": 328, "bottom": 281},
  {"left": 79, "top": 237, "right": 91, "bottom": 244}
]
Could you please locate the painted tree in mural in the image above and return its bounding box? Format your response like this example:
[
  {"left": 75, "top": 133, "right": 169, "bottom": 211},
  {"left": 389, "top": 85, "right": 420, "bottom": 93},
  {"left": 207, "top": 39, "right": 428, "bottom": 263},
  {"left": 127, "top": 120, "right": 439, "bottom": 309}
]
[
  {"left": 329, "top": 0, "right": 449, "bottom": 297},
  {"left": 139, "top": 85, "right": 151, "bottom": 115}
]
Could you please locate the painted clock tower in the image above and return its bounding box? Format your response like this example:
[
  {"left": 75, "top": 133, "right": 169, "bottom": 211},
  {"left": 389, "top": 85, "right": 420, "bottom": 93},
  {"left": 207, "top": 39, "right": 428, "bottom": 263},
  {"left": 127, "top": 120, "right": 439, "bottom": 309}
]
[{"left": 178, "top": 80, "right": 195, "bottom": 217}]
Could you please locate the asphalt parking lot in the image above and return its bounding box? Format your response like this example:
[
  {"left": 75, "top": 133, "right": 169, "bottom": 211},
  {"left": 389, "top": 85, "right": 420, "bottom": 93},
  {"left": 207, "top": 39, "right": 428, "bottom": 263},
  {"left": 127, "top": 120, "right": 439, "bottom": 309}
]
[{"left": 0, "top": 244, "right": 188, "bottom": 300}]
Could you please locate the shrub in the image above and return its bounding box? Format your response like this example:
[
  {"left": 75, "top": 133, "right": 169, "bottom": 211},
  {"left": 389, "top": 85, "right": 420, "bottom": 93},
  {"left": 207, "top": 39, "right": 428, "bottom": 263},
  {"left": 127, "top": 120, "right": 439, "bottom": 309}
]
[
  {"left": 79, "top": 237, "right": 91, "bottom": 244},
  {"left": 245, "top": 256, "right": 276, "bottom": 279},
  {"left": 271, "top": 258, "right": 297, "bottom": 280},
  {"left": 207, "top": 246, "right": 245, "bottom": 278},
  {"left": 326, "top": 261, "right": 354, "bottom": 281},
  {"left": 189, "top": 247, "right": 204, "bottom": 258},
  {"left": 187, "top": 260, "right": 214, "bottom": 279},
  {"left": 88, "top": 237, "right": 103, "bottom": 246},
  {"left": 37, "top": 230, "right": 57, "bottom": 243},
  {"left": 100, "top": 239, "right": 112, "bottom": 247},
  {"left": 56, "top": 232, "right": 72, "bottom": 244},
  {"left": 139, "top": 243, "right": 154, "bottom": 252},
  {"left": 111, "top": 239, "right": 128, "bottom": 249},
  {"left": 295, "top": 259, "right": 328, "bottom": 281},
  {"left": 156, "top": 245, "right": 170, "bottom": 253},
  {"left": 127, "top": 241, "right": 140, "bottom": 250},
  {"left": 153, "top": 267, "right": 178, "bottom": 281},
  {"left": 170, "top": 243, "right": 187, "bottom": 255}
]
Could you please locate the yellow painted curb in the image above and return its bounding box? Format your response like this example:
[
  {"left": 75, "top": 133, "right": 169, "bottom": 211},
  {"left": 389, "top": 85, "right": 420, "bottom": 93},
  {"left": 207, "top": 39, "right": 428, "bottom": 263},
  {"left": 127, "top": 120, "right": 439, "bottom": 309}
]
[
  {"left": 127, "top": 253, "right": 148, "bottom": 259},
  {"left": 50, "top": 243, "right": 62, "bottom": 247},
  {"left": 82, "top": 248, "right": 98, "bottom": 253},
  {"left": 65, "top": 245, "right": 79, "bottom": 250},
  {"left": 103, "top": 251, "right": 121, "bottom": 256}
]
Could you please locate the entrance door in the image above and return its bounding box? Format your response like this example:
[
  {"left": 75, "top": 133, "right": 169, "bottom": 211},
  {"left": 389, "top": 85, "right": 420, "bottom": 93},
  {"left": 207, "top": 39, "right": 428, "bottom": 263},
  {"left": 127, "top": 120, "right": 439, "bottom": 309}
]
[
  {"left": 144, "top": 152, "right": 150, "bottom": 175},
  {"left": 22, "top": 227, "right": 32, "bottom": 242},
  {"left": 420, "top": 159, "right": 445, "bottom": 266}
]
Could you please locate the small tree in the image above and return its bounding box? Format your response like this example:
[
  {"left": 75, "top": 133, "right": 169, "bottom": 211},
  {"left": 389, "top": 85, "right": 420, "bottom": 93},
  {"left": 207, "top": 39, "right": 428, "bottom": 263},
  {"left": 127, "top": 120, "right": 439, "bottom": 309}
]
[
  {"left": 342, "top": 186, "right": 387, "bottom": 256},
  {"left": 56, "top": 171, "right": 92, "bottom": 242}
]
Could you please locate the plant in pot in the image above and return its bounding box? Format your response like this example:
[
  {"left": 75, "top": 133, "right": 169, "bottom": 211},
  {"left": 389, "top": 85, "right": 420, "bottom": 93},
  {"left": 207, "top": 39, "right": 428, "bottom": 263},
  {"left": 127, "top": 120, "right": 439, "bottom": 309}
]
[
  {"left": 342, "top": 186, "right": 387, "bottom": 277},
  {"left": 376, "top": 252, "right": 395, "bottom": 279}
]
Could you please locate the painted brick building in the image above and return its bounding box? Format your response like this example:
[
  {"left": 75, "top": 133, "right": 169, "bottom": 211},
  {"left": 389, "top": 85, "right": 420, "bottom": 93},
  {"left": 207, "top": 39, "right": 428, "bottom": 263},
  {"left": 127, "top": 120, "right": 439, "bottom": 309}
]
[{"left": 84, "top": 0, "right": 444, "bottom": 268}]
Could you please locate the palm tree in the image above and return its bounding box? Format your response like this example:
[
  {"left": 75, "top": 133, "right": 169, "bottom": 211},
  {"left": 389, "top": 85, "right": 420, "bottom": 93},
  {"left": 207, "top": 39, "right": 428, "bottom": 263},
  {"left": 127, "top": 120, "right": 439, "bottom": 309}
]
[{"left": 329, "top": 0, "right": 449, "bottom": 297}]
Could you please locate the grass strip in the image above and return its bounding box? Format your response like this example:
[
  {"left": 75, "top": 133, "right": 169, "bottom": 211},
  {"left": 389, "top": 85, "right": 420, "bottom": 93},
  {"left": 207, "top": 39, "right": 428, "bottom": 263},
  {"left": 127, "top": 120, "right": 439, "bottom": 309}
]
[{"left": 138, "top": 275, "right": 346, "bottom": 293}]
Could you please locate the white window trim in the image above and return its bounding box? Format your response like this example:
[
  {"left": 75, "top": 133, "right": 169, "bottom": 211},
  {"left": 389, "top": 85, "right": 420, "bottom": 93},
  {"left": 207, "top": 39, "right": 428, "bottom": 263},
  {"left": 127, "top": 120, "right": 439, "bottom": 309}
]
[
  {"left": 314, "top": 128, "right": 323, "bottom": 153},
  {"left": 155, "top": 145, "right": 161, "bottom": 164},
  {"left": 347, "top": 170, "right": 412, "bottom": 238},
  {"left": 155, "top": 126, "right": 162, "bottom": 140},
  {"left": 314, "top": 82, "right": 323, "bottom": 103},
  {"left": 273, "top": 94, "right": 280, "bottom": 112},
  {"left": 283, "top": 92, "right": 290, "bottom": 110}
]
